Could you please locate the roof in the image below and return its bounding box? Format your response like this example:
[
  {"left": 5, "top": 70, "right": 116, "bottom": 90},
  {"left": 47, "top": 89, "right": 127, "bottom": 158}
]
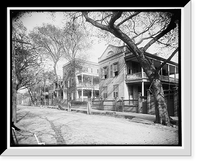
[
  {"left": 125, "top": 48, "right": 178, "bottom": 66},
  {"left": 63, "top": 58, "right": 99, "bottom": 68},
  {"left": 98, "top": 44, "right": 178, "bottom": 66},
  {"left": 98, "top": 44, "right": 124, "bottom": 63}
]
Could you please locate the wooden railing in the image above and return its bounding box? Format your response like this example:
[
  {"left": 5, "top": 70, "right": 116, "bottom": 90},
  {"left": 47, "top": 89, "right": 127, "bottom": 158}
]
[
  {"left": 76, "top": 82, "right": 99, "bottom": 88},
  {"left": 126, "top": 72, "right": 178, "bottom": 83},
  {"left": 126, "top": 72, "right": 148, "bottom": 81},
  {"left": 160, "top": 75, "right": 179, "bottom": 83}
]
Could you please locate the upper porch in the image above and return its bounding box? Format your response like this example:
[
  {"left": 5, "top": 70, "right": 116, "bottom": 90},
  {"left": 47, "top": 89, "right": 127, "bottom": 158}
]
[{"left": 125, "top": 52, "right": 179, "bottom": 84}]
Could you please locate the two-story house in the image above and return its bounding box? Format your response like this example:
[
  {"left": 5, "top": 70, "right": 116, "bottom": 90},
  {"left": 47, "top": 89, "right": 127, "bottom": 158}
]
[
  {"left": 63, "top": 59, "right": 100, "bottom": 101},
  {"left": 99, "top": 44, "right": 179, "bottom": 116}
]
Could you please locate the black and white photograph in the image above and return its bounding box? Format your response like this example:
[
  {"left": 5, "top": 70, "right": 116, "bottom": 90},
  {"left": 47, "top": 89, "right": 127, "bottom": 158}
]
[{"left": 3, "top": 3, "right": 192, "bottom": 156}]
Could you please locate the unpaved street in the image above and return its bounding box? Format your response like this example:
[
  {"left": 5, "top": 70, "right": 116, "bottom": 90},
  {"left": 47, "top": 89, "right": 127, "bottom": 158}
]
[{"left": 14, "top": 106, "right": 179, "bottom": 145}]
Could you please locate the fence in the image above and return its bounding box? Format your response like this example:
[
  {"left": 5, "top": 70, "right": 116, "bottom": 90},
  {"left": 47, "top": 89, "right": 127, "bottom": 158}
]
[
  {"left": 146, "top": 92, "right": 178, "bottom": 116},
  {"left": 91, "top": 98, "right": 138, "bottom": 112},
  {"left": 38, "top": 92, "right": 178, "bottom": 117}
]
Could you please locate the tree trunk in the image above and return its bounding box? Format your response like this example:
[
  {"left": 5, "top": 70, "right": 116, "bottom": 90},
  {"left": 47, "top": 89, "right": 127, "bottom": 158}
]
[
  {"left": 53, "top": 61, "right": 59, "bottom": 100},
  {"left": 12, "top": 81, "right": 17, "bottom": 123},
  {"left": 28, "top": 89, "right": 36, "bottom": 105},
  {"left": 12, "top": 40, "right": 17, "bottom": 123},
  {"left": 151, "top": 79, "right": 170, "bottom": 126},
  {"left": 53, "top": 61, "right": 59, "bottom": 82},
  {"left": 83, "top": 13, "right": 173, "bottom": 126}
]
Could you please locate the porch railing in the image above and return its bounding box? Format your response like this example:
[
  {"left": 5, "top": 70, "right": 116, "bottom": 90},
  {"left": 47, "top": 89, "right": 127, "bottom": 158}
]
[
  {"left": 126, "top": 72, "right": 178, "bottom": 83},
  {"left": 126, "top": 72, "right": 148, "bottom": 81},
  {"left": 76, "top": 82, "right": 99, "bottom": 88}
]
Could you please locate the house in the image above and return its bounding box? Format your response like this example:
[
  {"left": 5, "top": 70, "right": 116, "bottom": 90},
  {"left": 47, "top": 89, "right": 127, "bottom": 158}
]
[
  {"left": 98, "top": 44, "right": 179, "bottom": 116},
  {"left": 63, "top": 59, "right": 100, "bottom": 101}
]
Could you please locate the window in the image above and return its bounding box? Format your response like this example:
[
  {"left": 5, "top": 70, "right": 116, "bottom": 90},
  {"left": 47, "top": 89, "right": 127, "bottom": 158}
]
[
  {"left": 102, "top": 86, "right": 107, "bottom": 99},
  {"left": 88, "top": 68, "right": 92, "bottom": 73},
  {"left": 113, "top": 62, "right": 119, "bottom": 77},
  {"left": 77, "top": 75, "right": 82, "bottom": 83},
  {"left": 108, "top": 51, "right": 114, "bottom": 56},
  {"left": 65, "top": 80, "right": 68, "bottom": 88},
  {"left": 71, "top": 78, "right": 74, "bottom": 86},
  {"left": 127, "top": 61, "right": 132, "bottom": 74},
  {"left": 67, "top": 80, "right": 70, "bottom": 88},
  {"left": 93, "top": 76, "right": 99, "bottom": 85},
  {"left": 102, "top": 66, "right": 109, "bottom": 79},
  {"left": 113, "top": 85, "right": 119, "bottom": 98}
]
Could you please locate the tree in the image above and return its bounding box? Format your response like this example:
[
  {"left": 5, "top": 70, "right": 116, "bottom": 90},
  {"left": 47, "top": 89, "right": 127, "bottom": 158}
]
[
  {"left": 29, "top": 24, "right": 63, "bottom": 81},
  {"left": 82, "top": 11, "right": 179, "bottom": 126},
  {"left": 61, "top": 15, "right": 91, "bottom": 101},
  {"left": 12, "top": 21, "right": 42, "bottom": 91},
  {"left": 27, "top": 70, "right": 56, "bottom": 105},
  {"left": 12, "top": 20, "right": 41, "bottom": 122}
]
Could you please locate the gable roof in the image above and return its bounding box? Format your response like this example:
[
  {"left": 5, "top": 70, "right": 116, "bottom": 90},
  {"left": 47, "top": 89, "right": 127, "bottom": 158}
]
[
  {"left": 98, "top": 44, "right": 124, "bottom": 63},
  {"left": 125, "top": 48, "right": 178, "bottom": 66}
]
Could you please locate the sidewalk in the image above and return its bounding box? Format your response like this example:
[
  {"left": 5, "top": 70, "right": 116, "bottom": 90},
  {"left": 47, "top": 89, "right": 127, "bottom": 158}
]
[{"left": 47, "top": 105, "right": 178, "bottom": 126}]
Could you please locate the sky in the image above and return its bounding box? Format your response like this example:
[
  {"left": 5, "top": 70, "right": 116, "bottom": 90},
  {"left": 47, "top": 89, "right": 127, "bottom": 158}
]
[
  {"left": 18, "top": 11, "right": 178, "bottom": 79},
  {"left": 19, "top": 12, "right": 108, "bottom": 77}
]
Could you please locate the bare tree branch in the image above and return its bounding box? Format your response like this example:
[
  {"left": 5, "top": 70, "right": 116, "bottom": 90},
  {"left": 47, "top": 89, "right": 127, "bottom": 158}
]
[
  {"left": 156, "top": 47, "right": 178, "bottom": 71},
  {"left": 133, "top": 18, "right": 160, "bottom": 40},
  {"left": 109, "top": 12, "right": 122, "bottom": 28},
  {"left": 95, "top": 14, "right": 112, "bottom": 24},
  {"left": 143, "top": 15, "right": 177, "bottom": 51},
  {"left": 83, "top": 12, "right": 141, "bottom": 54},
  {"left": 82, "top": 12, "right": 109, "bottom": 31},
  {"left": 117, "top": 12, "right": 140, "bottom": 27},
  {"left": 12, "top": 39, "right": 32, "bottom": 45}
]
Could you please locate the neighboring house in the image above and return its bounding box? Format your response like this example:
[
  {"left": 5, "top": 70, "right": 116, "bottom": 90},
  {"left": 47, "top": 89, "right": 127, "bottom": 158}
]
[
  {"left": 98, "top": 44, "right": 179, "bottom": 116},
  {"left": 63, "top": 59, "right": 100, "bottom": 101}
]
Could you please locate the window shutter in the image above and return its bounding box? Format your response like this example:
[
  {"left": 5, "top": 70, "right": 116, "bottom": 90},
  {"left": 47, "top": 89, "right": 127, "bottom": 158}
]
[
  {"left": 100, "top": 68, "right": 102, "bottom": 79},
  {"left": 110, "top": 65, "right": 113, "bottom": 78},
  {"left": 117, "top": 62, "right": 119, "bottom": 72},
  {"left": 107, "top": 66, "right": 109, "bottom": 78}
]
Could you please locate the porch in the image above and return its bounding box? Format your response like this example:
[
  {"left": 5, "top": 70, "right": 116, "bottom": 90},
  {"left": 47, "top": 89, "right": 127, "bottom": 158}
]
[{"left": 76, "top": 88, "right": 99, "bottom": 101}]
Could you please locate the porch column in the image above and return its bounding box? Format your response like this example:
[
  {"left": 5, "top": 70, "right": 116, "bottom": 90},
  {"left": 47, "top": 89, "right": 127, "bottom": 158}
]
[
  {"left": 91, "top": 88, "right": 93, "bottom": 99},
  {"left": 142, "top": 81, "right": 144, "bottom": 97},
  {"left": 81, "top": 88, "right": 83, "bottom": 102},
  {"left": 167, "top": 64, "right": 170, "bottom": 81},
  {"left": 174, "top": 66, "right": 177, "bottom": 81},
  {"left": 141, "top": 67, "right": 144, "bottom": 78},
  {"left": 76, "top": 90, "right": 79, "bottom": 100},
  {"left": 147, "top": 90, "right": 151, "bottom": 114}
]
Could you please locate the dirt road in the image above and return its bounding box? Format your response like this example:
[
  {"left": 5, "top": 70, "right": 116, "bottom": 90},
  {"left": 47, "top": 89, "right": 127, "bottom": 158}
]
[{"left": 14, "top": 106, "right": 179, "bottom": 145}]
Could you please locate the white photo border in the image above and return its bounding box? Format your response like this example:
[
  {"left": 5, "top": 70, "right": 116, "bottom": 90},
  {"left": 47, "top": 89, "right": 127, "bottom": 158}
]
[{"left": 3, "top": 2, "right": 191, "bottom": 156}]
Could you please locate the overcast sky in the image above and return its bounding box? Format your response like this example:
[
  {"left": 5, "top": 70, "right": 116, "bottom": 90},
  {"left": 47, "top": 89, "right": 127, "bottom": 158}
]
[
  {"left": 18, "top": 11, "right": 178, "bottom": 78},
  {"left": 19, "top": 11, "right": 108, "bottom": 77}
]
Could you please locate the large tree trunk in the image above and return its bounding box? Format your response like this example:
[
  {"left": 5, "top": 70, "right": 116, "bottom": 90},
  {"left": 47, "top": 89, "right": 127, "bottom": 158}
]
[
  {"left": 12, "top": 81, "right": 17, "bottom": 123},
  {"left": 53, "top": 61, "right": 59, "bottom": 100},
  {"left": 151, "top": 79, "right": 170, "bottom": 126},
  {"left": 28, "top": 89, "right": 36, "bottom": 105},
  {"left": 83, "top": 12, "right": 175, "bottom": 126},
  {"left": 53, "top": 61, "right": 59, "bottom": 82},
  {"left": 12, "top": 41, "right": 17, "bottom": 123},
  {"left": 137, "top": 55, "right": 170, "bottom": 125}
]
